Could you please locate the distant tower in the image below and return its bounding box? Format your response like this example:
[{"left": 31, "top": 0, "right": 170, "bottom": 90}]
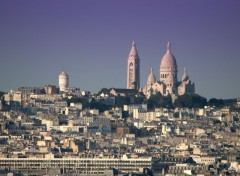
[
  {"left": 59, "top": 71, "right": 69, "bottom": 92},
  {"left": 159, "top": 42, "right": 178, "bottom": 94},
  {"left": 127, "top": 41, "right": 140, "bottom": 90}
]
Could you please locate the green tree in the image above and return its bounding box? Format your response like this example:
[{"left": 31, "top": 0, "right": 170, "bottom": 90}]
[
  {"left": 97, "top": 88, "right": 110, "bottom": 95},
  {"left": 130, "top": 125, "right": 150, "bottom": 137},
  {"left": 0, "top": 91, "right": 6, "bottom": 110},
  {"left": 65, "top": 96, "right": 90, "bottom": 109},
  {"left": 115, "top": 96, "right": 130, "bottom": 107},
  {"left": 147, "top": 92, "right": 173, "bottom": 109},
  {"left": 89, "top": 99, "right": 111, "bottom": 112},
  {"left": 122, "top": 110, "right": 129, "bottom": 118},
  {"left": 0, "top": 91, "right": 4, "bottom": 100},
  {"left": 174, "top": 93, "right": 207, "bottom": 108},
  {"left": 134, "top": 96, "right": 145, "bottom": 104},
  {"left": 208, "top": 98, "right": 224, "bottom": 107}
]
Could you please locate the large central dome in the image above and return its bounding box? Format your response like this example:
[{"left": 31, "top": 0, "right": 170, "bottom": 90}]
[{"left": 160, "top": 42, "right": 177, "bottom": 72}]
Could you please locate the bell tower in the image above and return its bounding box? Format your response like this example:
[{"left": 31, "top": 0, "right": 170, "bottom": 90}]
[{"left": 127, "top": 41, "right": 140, "bottom": 90}]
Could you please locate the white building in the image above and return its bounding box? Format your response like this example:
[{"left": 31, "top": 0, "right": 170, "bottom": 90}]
[
  {"left": 124, "top": 104, "right": 147, "bottom": 115},
  {"left": 176, "top": 142, "right": 189, "bottom": 151},
  {"left": 59, "top": 71, "right": 69, "bottom": 92},
  {"left": 191, "top": 155, "right": 216, "bottom": 165},
  {"left": 133, "top": 108, "right": 147, "bottom": 120}
]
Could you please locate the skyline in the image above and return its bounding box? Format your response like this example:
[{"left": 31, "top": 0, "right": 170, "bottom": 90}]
[{"left": 0, "top": 0, "right": 240, "bottom": 99}]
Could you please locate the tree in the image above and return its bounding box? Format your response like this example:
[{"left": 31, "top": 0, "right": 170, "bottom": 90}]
[
  {"left": 115, "top": 96, "right": 130, "bottom": 107},
  {"left": 134, "top": 96, "right": 145, "bottom": 104},
  {"left": 65, "top": 96, "right": 90, "bottom": 109},
  {"left": 0, "top": 91, "right": 5, "bottom": 103},
  {"left": 0, "top": 91, "right": 4, "bottom": 98},
  {"left": 97, "top": 88, "right": 110, "bottom": 95},
  {"left": 147, "top": 92, "right": 173, "bottom": 109},
  {"left": 122, "top": 110, "right": 129, "bottom": 118},
  {"left": 134, "top": 92, "right": 146, "bottom": 104},
  {"left": 174, "top": 93, "right": 207, "bottom": 108},
  {"left": 89, "top": 99, "right": 111, "bottom": 112},
  {"left": 208, "top": 98, "right": 224, "bottom": 107},
  {"left": 130, "top": 125, "right": 150, "bottom": 137},
  {"left": 0, "top": 91, "right": 6, "bottom": 110},
  {"left": 149, "top": 128, "right": 157, "bottom": 134}
]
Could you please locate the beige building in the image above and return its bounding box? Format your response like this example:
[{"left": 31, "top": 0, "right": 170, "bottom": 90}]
[
  {"left": 191, "top": 155, "right": 216, "bottom": 165},
  {"left": 4, "top": 91, "right": 22, "bottom": 105}
]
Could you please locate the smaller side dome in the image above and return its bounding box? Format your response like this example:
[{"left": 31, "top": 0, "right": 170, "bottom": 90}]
[{"left": 147, "top": 67, "right": 156, "bottom": 84}]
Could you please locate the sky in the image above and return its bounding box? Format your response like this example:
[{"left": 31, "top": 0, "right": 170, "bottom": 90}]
[{"left": 0, "top": 0, "right": 240, "bottom": 99}]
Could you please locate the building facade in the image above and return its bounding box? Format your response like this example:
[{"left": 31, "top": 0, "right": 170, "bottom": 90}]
[{"left": 0, "top": 157, "right": 152, "bottom": 174}]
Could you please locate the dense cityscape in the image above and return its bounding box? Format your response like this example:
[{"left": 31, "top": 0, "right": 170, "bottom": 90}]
[
  {"left": 1, "top": 0, "right": 240, "bottom": 175},
  {"left": 0, "top": 41, "right": 240, "bottom": 176}
]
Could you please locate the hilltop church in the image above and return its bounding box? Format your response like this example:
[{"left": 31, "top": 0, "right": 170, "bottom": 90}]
[{"left": 126, "top": 41, "right": 195, "bottom": 101}]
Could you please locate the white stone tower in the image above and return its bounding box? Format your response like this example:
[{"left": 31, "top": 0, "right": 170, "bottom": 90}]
[
  {"left": 59, "top": 71, "right": 69, "bottom": 92},
  {"left": 159, "top": 42, "right": 178, "bottom": 94},
  {"left": 127, "top": 41, "right": 140, "bottom": 90}
]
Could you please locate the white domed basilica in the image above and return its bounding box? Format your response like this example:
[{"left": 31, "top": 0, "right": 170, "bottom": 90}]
[{"left": 143, "top": 42, "right": 195, "bottom": 101}]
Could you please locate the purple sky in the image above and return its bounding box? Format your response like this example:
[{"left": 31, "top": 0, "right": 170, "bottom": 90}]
[{"left": 0, "top": 0, "right": 240, "bottom": 99}]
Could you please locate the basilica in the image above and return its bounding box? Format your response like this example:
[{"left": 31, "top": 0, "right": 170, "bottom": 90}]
[{"left": 126, "top": 41, "right": 195, "bottom": 101}]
